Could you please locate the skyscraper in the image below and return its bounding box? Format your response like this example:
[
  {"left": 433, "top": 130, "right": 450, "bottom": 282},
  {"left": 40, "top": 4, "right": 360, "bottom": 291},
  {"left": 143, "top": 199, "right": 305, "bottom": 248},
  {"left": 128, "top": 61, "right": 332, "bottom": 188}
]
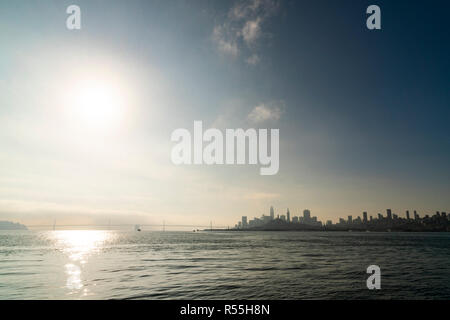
[
  {"left": 270, "top": 206, "right": 274, "bottom": 220},
  {"left": 387, "top": 209, "right": 392, "bottom": 220},
  {"left": 348, "top": 215, "right": 353, "bottom": 224},
  {"left": 406, "top": 210, "right": 410, "bottom": 220},
  {"left": 363, "top": 212, "right": 368, "bottom": 223},
  {"left": 303, "top": 209, "right": 311, "bottom": 223},
  {"left": 242, "top": 216, "right": 247, "bottom": 228},
  {"left": 286, "top": 208, "right": 290, "bottom": 222}
]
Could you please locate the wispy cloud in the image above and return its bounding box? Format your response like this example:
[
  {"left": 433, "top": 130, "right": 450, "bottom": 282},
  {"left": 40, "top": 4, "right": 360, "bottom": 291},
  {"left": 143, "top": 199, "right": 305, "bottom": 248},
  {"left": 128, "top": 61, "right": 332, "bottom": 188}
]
[
  {"left": 212, "top": 24, "right": 240, "bottom": 57},
  {"left": 247, "top": 102, "right": 283, "bottom": 123},
  {"left": 246, "top": 54, "right": 260, "bottom": 65},
  {"left": 212, "top": 0, "right": 279, "bottom": 65}
]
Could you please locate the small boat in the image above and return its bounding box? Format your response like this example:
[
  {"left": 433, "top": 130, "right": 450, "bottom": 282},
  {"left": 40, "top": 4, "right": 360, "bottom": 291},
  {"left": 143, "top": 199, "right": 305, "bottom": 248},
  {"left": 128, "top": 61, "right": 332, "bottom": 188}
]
[{"left": 134, "top": 224, "right": 142, "bottom": 232}]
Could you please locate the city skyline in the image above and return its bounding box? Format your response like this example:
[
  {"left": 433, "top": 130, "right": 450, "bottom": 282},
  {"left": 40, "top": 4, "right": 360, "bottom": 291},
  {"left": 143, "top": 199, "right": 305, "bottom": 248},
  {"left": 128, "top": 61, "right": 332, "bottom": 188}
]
[{"left": 236, "top": 206, "right": 450, "bottom": 231}]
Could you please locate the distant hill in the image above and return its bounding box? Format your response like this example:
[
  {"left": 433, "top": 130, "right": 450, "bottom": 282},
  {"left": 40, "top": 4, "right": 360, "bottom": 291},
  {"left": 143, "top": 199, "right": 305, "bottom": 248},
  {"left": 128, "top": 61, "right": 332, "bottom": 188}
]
[{"left": 0, "top": 221, "right": 28, "bottom": 230}]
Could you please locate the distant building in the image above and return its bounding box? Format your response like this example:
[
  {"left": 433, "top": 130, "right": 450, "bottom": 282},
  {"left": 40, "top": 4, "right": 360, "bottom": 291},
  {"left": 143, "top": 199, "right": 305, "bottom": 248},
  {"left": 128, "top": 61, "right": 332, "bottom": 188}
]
[
  {"left": 414, "top": 210, "right": 419, "bottom": 220},
  {"left": 280, "top": 215, "right": 286, "bottom": 221},
  {"left": 326, "top": 220, "right": 332, "bottom": 226},
  {"left": 387, "top": 209, "right": 392, "bottom": 220},
  {"left": 363, "top": 212, "right": 368, "bottom": 223},
  {"left": 348, "top": 215, "right": 353, "bottom": 224},
  {"left": 406, "top": 210, "right": 410, "bottom": 220},
  {"left": 303, "top": 209, "right": 311, "bottom": 223},
  {"left": 378, "top": 213, "right": 383, "bottom": 220},
  {"left": 270, "top": 206, "right": 275, "bottom": 220},
  {"left": 242, "top": 216, "right": 248, "bottom": 228},
  {"left": 286, "top": 209, "right": 291, "bottom": 222},
  {"left": 292, "top": 216, "right": 298, "bottom": 223}
]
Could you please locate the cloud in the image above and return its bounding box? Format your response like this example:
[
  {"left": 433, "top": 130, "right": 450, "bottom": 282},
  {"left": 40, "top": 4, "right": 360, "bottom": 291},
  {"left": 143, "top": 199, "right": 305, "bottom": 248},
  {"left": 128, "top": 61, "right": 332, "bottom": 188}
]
[
  {"left": 212, "top": 0, "right": 279, "bottom": 65},
  {"left": 246, "top": 54, "right": 260, "bottom": 65},
  {"left": 247, "top": 103, "right": 283, "bottom": 123},
  {"left": 242, "top": 18, "right": 262, "bottom": 45},
  {"left": 213, "top": 25, "right": 239, "bottom": 57},
  {"left": 229, "top": 0, "right": 278, "bottom": 21}
]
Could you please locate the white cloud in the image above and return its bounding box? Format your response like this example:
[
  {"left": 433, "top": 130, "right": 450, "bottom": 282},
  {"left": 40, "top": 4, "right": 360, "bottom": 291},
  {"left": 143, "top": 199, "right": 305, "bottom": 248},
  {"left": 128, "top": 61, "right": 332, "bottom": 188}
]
[
  {"left": 242, "top": 18, "right": 262, "bottom": 45},
  {"left": 213, "top": 25, "right": 239, "bottom": 57},
  {"left": 246, "top": 54, "right": 260, "bottom": 65},
  {"left": 212, "top": 0, "right": 279, "bottom": 63},
  {"left": 248, "top": 103, "right": 283, "bottom": 123},
  {"left": 229, "top": 0, "right": 278, "bottom": 21}
]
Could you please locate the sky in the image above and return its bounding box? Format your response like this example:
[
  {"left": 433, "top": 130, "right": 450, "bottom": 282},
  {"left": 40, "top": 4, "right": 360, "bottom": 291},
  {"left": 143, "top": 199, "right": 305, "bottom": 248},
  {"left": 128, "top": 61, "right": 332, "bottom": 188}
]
[{"left": 0, "top": 0, "right": 449, "bottom": 228}]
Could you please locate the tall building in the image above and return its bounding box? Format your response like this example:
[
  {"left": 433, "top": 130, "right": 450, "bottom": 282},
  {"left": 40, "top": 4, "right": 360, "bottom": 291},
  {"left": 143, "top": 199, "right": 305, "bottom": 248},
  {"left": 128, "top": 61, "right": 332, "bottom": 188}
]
[
  {"left": 348, "top": 215, "right": 353, "bottom": 224},
  {"left": 406, "top": 210, "right": 410, "bottom": 220},
  {"left": 242, "top": 216, "right": 248, "bottom": 228},
  {"left": 387, "top": 209, "right": 392, "bottom": 220},
  {"left": 286, "top": 208, "right": 291, "bottom": 222},
  {"left": 270, "top": 206, "right": 275, "bottom": 220},
  {"left": 363, "top": 212, "right": 368, "bottom": 223},
  {"left": 303, "top": 209, "right": 311, "bottom": 223},
  {"left": 414, "top": 210, "right": 419, "bottom": 220}
]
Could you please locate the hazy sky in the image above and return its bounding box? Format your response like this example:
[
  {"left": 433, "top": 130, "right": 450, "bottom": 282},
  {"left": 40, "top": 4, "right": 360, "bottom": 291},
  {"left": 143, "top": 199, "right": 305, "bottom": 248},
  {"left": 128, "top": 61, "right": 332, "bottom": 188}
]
[{"left": 1, "top": 0, "right": 449, "bottom": 228}]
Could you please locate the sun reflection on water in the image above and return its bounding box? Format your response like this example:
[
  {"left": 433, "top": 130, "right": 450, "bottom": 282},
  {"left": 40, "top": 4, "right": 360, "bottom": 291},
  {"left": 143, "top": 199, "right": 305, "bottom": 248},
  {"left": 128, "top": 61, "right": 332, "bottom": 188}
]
[{"left": 49, "top": 230, "right": 113, "bottom": 296}]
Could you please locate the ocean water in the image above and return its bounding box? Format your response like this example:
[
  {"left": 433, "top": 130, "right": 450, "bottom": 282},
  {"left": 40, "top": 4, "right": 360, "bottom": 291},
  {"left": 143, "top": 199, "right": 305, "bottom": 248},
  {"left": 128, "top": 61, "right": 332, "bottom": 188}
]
[{"left": 0, "top": 230, "right": 449, "bottom": 300}]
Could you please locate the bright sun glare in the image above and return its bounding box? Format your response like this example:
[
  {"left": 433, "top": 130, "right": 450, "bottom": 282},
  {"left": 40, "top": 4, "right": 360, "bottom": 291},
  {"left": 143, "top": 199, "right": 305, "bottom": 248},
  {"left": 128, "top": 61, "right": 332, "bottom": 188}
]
[
  {"left": 65, "top": 74, "right": 127, "bottom": 135},
  {"left": 74, "top": 83, "right": 123, "bottom": 130}
]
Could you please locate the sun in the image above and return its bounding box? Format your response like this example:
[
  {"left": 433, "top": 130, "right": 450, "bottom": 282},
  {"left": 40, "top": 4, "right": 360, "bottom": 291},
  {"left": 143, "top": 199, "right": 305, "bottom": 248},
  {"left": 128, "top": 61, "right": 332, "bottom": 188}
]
[
  {"left": 63, "top": 72, "right": 129, "bottom": 137},
  {"left": 73, "top": 82, "right": 124, "bottom": 131}
]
